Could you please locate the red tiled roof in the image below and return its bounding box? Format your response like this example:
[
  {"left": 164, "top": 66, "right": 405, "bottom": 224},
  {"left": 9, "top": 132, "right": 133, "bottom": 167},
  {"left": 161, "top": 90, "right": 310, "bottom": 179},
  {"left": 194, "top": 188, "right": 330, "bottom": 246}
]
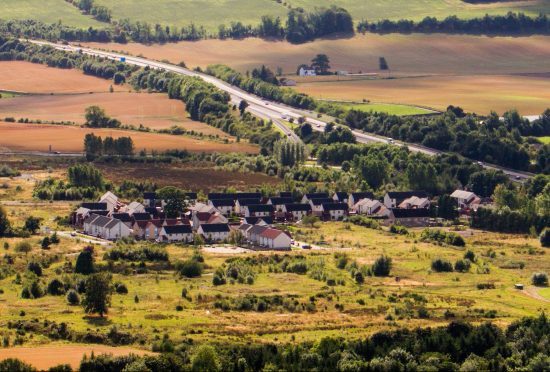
[{"left": 260, "top": 228, "right": 285, "bottom": 240}]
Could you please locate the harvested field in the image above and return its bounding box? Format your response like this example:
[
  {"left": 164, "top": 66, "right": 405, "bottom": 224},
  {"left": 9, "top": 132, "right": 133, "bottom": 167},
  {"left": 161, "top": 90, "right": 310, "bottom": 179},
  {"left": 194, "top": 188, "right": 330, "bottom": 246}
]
[
  {"left": 83, "top": 34, "right": 550, "bottom": 76},
  {"left": 0, "top": 122, "right": 258, "bottom": 154},
  {"left": 0, "top": 61, "right": 125, "bottom": 94},
  {"left": 97, "top": 161, "right": 280, "bottom": 191},
  {"left": 0, "top": 0, "right": 103, "bottom": 27},
  {"left": 0, "top": 91, "right": 230, "bottom": 136},
  {"left": 297, "top": 75, "right": 550, "bottom": 115},
  {"left": 0, "top": 344, "right": 154, "bottom": 370}
]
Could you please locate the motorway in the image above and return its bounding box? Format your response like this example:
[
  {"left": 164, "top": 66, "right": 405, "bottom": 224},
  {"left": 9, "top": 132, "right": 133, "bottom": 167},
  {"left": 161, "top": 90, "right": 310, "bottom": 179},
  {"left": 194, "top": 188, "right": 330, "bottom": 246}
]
[{"left": 27, "top": 40, "right": 534, "bottom": 180}]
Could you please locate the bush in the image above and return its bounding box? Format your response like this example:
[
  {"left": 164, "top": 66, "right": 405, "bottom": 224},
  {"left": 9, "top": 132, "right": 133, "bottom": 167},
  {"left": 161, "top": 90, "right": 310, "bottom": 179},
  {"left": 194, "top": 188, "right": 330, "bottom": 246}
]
[
  {"left": 75, "top": 247, "right": 95, "bottom": 275},
  {"left": 47, "top": 278, "right": 65, "bottom": 295},
  {"left": 372, "top": 255, "right": 392, "bottom": 277},
  {"left": 0, "top": 358, "right": 36, "bottom": 371},
  {"left": 454, "top": 259, "right": 471, "bottom": 273},
  {"left": 15, "top": 241, "right": 32, "bottom": 254},
  {"left": 420, "top": 229, "right": 465, "bottom": 247},
  {"left": 66, "top": 289, "right": 80, "bottom": 305},
  {"left": 114, "top": 282, "right": 128, "bottom": 294},
  {"left": 532, "top": 272, "right": 548, "bottom": 287},
  {"left": 27, "top": 262, "right": 42, "bottom": 276},
  {"left": 178, "top": 259, "right": 203, "bottom": 278},
  {"left": 541, "top": 229, "right": 550, "bottom": 248},
  {"left": 390, "top": 225, "right": 409, "bottom": 235},
  {"left": 464, "top": 250, "right": 476, "bottom": 262},
  {"left": 431, "top": 259, "right": 453, "bottom": 272}
]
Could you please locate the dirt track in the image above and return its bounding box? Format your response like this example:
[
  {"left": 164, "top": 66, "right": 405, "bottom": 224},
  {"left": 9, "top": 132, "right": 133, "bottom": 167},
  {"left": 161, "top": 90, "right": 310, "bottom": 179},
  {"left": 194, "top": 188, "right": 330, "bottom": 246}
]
[{"left": 0, "top": 344, "right": 154, "bottom": 370}]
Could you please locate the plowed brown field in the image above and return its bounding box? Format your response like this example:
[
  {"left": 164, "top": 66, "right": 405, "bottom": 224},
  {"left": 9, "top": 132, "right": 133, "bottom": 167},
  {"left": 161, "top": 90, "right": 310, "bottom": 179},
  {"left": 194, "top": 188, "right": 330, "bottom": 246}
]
[{"left": 0, "top": 122, "right": 258, "bottom": 154}]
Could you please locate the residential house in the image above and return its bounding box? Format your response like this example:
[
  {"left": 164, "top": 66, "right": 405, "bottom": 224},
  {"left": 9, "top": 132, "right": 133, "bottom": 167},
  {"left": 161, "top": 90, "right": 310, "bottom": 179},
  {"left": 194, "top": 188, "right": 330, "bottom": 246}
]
[
  {"left": 267, "top": 197, "right": 293, "bottom": 212},
  {"left": 144, "top": 220, "right": 164, "bottom": 240},
  {"left": 243, "top": 216, "right": 273, "bottom": 225},
  {"left": 282, "top": 204, "right": 311, "bottom": 221},
  {"left": 321, "top": 203, "right": 349, "bottom": 221},
  {"left": 237, "top": 192, "right": 262, "bottom": 200},
  {"left": 125, "top": 201, "right": 146, "bottom": 215},
  {"left": 243, "top": 204, "right": 274, "bottom": 218},
  {"left": 81, "top": 202, "right": 107, "bottom": 210},
  {"left": 352, "top": 199, "right": 383, "bottom": 216},
  {"left": 301, "top": 192, "right": 329, "bottom": 204},
  {"left": 190, "top": 202, "right": 218, "bottom": 215},
  {"left": 238, "top": 224, "right": 254, "bottom": 240},
  {"left": 132, "top": 220, "right": 149, "bottom": 239},
  {"left": 159, "top": 225, "right": 193, "bottom": 243},
  {"left": 132, "top": 213, "right": 151, "bottom": 222},
  {"left": 209, "top": 199, "right": 235, "bottom": 216},
  {"left": 112, "top": 213, "right": 133, "bottom": 228},
  {"left": 99, "top": 191, "right": 120, "bottom": 212},
  {"left": 332, "top": 192, "right": 349, "bottom": 204},
  {"left": 235, "top": 198, "right": 262, "bottom": 215},
  {"left": 384, "top": 191, "right": 428, "bottom": 209},
  {"left": 450, "top": 190, "right": 479, "bottom": 209},
  {"left": 398, "top": 196, "right": 431, "bottom": 209},
  {"left": 309, "top": 198, "right": 334, "bottom": 215},
  {"left": 84, "top": 214, "right": 132, "bottom": 240},
  {"left": 192, "top": 211, "right": 228, "bottom": 231},
  {"left": 348, "top": 192, "right": 375, "bottom": 207},
  {"left": 299, "top": 67, "right": 316, "bottom": 76},
  {"left": 259, "top": 228, "right": 292, "bottom": 250},
  {"left": 387, "top": 208, "right": 431, "bottom": 227},
  {"left": 143, "top": 192, "right": 156, "bottom": 207},
  {"left": 198, "top": 223, "right": 230, "bottom": 242},
  {"left": 247, "top": 225, "right": 268, "bottom": 244}
]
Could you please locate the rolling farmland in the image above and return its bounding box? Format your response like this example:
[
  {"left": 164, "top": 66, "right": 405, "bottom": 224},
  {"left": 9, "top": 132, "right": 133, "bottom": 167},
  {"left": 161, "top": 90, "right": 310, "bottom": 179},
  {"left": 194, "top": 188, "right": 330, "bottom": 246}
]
[{"left": 0, "top": 122, "right": 257, "bottom": 154}]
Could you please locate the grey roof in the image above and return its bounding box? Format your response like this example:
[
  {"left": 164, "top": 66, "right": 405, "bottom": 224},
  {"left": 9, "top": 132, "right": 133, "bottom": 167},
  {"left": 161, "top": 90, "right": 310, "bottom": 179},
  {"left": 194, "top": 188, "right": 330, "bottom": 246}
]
[
  {"left": 163, "top": 225, "right": 192, "bottom": 234},
  {"left": 244, "top": 216, "right": 273, "bottom": 225},
  {"left": 269, "top": 197, "right": 293, "bottom": 205},
  {"left": 351, "top": 192, "right": 375, "bottom": 200},
  {"left": 132, "top": 213, "right": 151, "bottom": 221},
  {"left": 91, "top": 214, "right": 112, "bottom": 227},
  {"left": 200, "top": 223, "right": 230, "bottom": 233},
  {"left": 112, "top": 213, "right": 132, "bottom": 222},
  {"left": 105, "top": 219, "right": 122, "bottom": 229},
  {"left": 387, "top": 191, "right": 428, "bottom": 200},
  {"left": 322, "top": 203, "right": 349, "bottom": 211},
  {"left": 246, "top": 204, "right": 274, "bottom": 213},
  {"left": 305, "top": 192, "right": 329, "bottom": 199},
  {"left": 248, "top": 225, "right": 268, "bottom": 235},
  {"left": 309, "top": 198, "right": 333, "bottom": 206},
  {"left": 285, "top": 204, "right": 312, "bottom": 212},
  {"left": 392, "top": 208, "right": 430, "bottom": 218},
  {"left": 238, "top": 223, "right": 253, "bottom": 231},
  {"left": 81, "top": 202, "right": 107, "bottom": 210},
  {"left": 211, "top": 199, "right": 235, "bottom": 207},
  {"left": 236, "top": 198, "right": 262, "bottom": 206}
]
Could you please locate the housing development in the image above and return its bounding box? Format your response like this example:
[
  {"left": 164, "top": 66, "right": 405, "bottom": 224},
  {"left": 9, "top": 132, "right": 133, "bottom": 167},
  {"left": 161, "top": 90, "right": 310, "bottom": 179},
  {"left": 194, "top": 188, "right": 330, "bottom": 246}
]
[{"left": 0, "top": 0, "right": 548, "bottom": 370}]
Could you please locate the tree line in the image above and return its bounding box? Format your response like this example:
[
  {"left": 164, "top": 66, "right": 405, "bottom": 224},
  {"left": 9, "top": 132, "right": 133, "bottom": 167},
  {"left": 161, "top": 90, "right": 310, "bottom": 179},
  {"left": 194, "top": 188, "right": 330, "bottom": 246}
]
[
  {"left": 206, "top": 64, "right": 316, "bottom": 109},
  {"left": 344, "top": 107, "right": 550, "bottom": 172},
  {"left": 357, "top": 12, "right": 549, "bottom": 36},
  {"left": 84, "top": 133, "right": 134, "bottom": 159}
]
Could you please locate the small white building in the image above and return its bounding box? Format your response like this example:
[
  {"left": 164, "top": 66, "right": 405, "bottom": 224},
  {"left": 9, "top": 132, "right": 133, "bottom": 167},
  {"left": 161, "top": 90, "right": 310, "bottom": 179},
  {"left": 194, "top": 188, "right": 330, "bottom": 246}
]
[
  {"left": 398, "top": 196, "right": 431, "bottom": 209},
  {"left": 353, "top": 198, "right": 383, "bottom": 215},
  {"left": 299, "top": 67, "right": 316, "bottom": 77},
  {"left": 208, "top": 199, "right": 235, "bottom": 216},
  {"left": 384, "top": 191, "right": 428, "bottom": 209},
  {"left": 259, "top": 228, "right": 292, "bottom": 250},
  {"left": 450, "top": 190, "right": 478, "bottom": 209},
  {"left": 348, "top": 192, "right": 375, "bottom": 208},
  {"left": 243, "top": 204, "right": 274, "bottom": 218},
  {"left": 198, "top": 223, "right": 230, "bottom": 242},
  {"left": 159, "top": 225, "right": 193, "bottom": 243},
  {"left": 321, "top": 203, "right": 349, "bottom": 221},
  {"left": 83, "top": 214, "right": 132, "bottom": 240},
  {"left": 282, "top": 204, "right": 311, "bottom": 221}
]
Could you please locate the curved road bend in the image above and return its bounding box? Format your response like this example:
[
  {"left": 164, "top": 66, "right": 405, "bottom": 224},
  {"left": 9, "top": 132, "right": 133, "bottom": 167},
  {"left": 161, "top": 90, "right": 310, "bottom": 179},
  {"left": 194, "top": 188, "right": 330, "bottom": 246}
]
[{"left": 28, "top": 40, "right": 533, "bottom": 180}]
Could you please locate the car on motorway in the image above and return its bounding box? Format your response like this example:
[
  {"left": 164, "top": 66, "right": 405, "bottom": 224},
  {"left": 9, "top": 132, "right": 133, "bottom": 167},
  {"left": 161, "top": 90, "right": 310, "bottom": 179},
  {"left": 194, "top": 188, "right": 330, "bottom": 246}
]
[{"left": 515, "top": 175, "right": 522, "bottom": 180}]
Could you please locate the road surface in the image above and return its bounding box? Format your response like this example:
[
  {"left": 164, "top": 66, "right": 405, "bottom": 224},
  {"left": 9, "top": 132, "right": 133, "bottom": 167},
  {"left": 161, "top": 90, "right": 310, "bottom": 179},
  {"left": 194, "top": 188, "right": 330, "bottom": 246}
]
[{"left": 26, "top": 40, "right": 534, "bottom": 181}]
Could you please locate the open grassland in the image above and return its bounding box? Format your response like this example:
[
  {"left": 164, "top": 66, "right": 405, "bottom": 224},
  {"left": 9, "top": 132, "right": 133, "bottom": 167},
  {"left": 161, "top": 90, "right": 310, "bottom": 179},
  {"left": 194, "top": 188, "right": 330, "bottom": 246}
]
[
  {"left": 0, "top": 91, "right": 230, "bottom": 136},
  {"left": 0, "top": 0, "right": 103, "bottom": 27},
  {"left": 332, "top": 102, "right": 436, "bottom": 116},
  {"left": 96, "top": 161, "right": 281, "bottom": 191},
  {"left": 0, "top": 345, "right": 154, "bottom": 371},
  {"left": 0, "top": 122, "right": 257, "bottom": 154},
  {"left": 0, "top": 62, "right": 126, "bottom": 94},
  {"left": 83, "top": 34, "right": 550, "bottom": 76},
  {"left": 94, "top": 0, "right": 287, "bottom": 31},
  {"left": 288, "top": 0, "right": 550, "bottom": 21},
  {"left": 297, "top": 74, "right": 550, "bottom": 115},
  {"left": 0, "top": 174, "right": 547, "bottom": 352},
  {"left": 537, "top": 136, "right": 550, "bottom": 144}
]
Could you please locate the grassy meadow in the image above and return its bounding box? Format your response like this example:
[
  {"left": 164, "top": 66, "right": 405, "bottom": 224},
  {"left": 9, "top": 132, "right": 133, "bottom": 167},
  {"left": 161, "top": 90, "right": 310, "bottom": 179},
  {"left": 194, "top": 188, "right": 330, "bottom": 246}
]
[
  {"left": 0, "top": 170, "right": 547, "bottom": 353},
  {"left": 332, "top": 102, "right": 436, "bottom": 116},
  {"left": 0, "top": 0, "right": 103, "bottom": 27}
]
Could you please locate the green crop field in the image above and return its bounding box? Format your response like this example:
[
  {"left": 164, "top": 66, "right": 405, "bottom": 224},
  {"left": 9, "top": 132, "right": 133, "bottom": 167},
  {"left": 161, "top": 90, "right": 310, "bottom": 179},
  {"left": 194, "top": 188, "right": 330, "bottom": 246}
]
[
  {"left": 94, "top": 0, "right": 288, "bottom": 31},
  {"left": 334, "top": 102, "right": 436, "bottom": 116},
  {"left": 288, "top": 0, "right": 550, "bottom": 21},
  {"left": 0, "top": 0, "right": 103, "bottom": 27},
  {"left": 537, "top": 136, "right": 550, "bottom": 144}
]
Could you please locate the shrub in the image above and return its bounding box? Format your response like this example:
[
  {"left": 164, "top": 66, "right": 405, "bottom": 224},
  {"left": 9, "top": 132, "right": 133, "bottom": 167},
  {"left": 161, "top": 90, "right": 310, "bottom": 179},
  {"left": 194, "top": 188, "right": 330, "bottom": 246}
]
[
  {"left": 532, "top": 272, "right": 548, "bottom": 287},
  {"left": 0, "top": 358, "right": 36, "bottom": 372},
  {"left": 66, "top": 289, "right": 80, "bottom": 305},
  {"left": 178, "top": 259, "right": 203, "bottom": 278},
  {"left": 454, "top": 259, "right": 471, "bottom": 273},
  {"left": 541, "top": 229, "right": 550, "bottom": 248},
  {"left": 21, "top": 280, "right": 43, "bottom": 299},
  {"left": 27, "top": 262, "right": 42, "bottom": 276},
  {"left": 354, "top": 271, "right": 364, "bottom": 284},
  {"left": 431, "top": 259, "right": 453, "bottom": 272},
  {"left": 464, "top": 250, "right": 476, "bottom": 262},
  {"left": 15, "top": 241, "right": 32, "bottom": 254},
  {"left": 75, "top": 246, "right": 95, "bottom": 275},
  {"left": 47, "top": 278, "right": 65, "bottom": 295},
  {"left": 390, "top": 225, "right": 409, "bottom": 235},
  {"left": 114, "top": 282, "right": 128, "bottom": 294},
  {"left": 372, "top": 255, "right": 392, "bottom": 277},
  {"left": 420, "top": 229, "right": 465, "bottom": 247}
]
